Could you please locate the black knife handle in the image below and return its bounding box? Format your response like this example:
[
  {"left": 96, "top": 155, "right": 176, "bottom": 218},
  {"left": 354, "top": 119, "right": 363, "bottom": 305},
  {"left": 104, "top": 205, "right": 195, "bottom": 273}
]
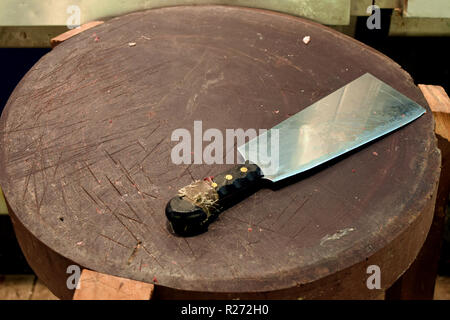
[{"left": 166, "top": 163, "right": 263, "bottom": 236}]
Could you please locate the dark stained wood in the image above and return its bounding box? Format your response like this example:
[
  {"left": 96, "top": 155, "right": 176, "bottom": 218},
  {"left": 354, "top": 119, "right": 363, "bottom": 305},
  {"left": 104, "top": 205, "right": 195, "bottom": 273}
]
[
  {"left": 0, "top": 6, "right": 440, "bottom": 299},
  {"left": 8, "top": 203, "right": 77, "bottom": 299},
  {"left": 386, "top": 85, "right": 450, "bottom": 299}
]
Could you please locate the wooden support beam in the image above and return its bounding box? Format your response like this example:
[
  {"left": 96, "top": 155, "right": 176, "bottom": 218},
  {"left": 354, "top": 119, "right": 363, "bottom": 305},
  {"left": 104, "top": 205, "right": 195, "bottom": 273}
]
[
  {"left": 50, "top": 21, "right": 104, "bottom": 48},
  {"left": 73, "top": 269, "right": 154, "bottom": 300},
  {"left": 0, "top": 275, "right": 58, "bottom": 300}
]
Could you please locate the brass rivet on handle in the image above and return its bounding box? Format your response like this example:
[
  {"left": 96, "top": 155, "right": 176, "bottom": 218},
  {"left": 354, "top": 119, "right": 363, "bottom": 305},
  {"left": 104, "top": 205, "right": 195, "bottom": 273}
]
[
  {"left": 225, "top": 174, "right": 233, "bottom": 180},
  {"left": 240, "top": 167, "right": 248, "bottom": 173}
]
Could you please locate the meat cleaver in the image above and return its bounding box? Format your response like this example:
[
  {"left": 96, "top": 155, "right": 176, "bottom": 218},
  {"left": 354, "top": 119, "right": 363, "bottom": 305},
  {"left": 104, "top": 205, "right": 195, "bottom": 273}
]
[{"left": 166, "top": 73, "right": 426, "bottom": 236}]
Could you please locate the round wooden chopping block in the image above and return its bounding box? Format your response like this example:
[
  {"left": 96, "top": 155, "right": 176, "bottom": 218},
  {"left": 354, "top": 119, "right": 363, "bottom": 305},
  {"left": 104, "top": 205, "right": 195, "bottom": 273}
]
[{"left": 0, "top": 6, "right": 441, "bottom": 299}]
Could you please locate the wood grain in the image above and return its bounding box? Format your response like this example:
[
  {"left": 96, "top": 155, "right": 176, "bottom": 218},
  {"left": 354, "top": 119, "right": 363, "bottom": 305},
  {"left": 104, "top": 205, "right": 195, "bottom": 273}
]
[
  {"left": 73, "top": 269, "right": 153, "bottom": 300},
  {"left": 0, "top": 275, "right": 35, "bottom": 300},
  {"left": 419, "top": 85, "right": 450, "bottom": 141},
  {"left": 0, "top": 6, "right": 440, "bottom": 299},
  {"left": 0, "top": 275, "right": 58, "bottom": 300}
]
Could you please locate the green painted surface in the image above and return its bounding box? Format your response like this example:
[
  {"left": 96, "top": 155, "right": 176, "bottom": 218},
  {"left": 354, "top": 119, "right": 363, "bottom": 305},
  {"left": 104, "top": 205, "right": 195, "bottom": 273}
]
[
  {"left": 351, "top": 0, "right": 400, "bottom": 16},
  {"left": 405, "top": 0, "right": 450, "bottom": 19},
  {"left": 0, "top": 187, "right": 8, "bottom": 215},
  {"left": 0, "top": 0, "right": 352, "bottom": 47},
  {"left": 389, "top": 11, "right": 450, "bottom": 36},
  {"left": 0, "top": 26, "right": 67, "bottom": 48},
  {"left": 2, "top": 0, "right": 449, "bottom": 47},
  {"left": 329, "top": 15, "right": 357, "bottom": 37},
  {"left": 0, "top": 0, "right": 351, "bottom": 26}
]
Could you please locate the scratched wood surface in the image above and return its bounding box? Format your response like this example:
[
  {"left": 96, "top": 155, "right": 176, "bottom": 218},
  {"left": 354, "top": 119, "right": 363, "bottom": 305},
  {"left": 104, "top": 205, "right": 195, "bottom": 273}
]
[{"left": 0, "top": 6, "right": 441, "bottom": 299}]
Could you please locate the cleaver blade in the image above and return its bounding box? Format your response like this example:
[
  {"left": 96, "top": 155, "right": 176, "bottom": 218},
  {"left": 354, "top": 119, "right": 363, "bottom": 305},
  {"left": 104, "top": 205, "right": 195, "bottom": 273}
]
[
  {"left": 238, "top": 72, "right": 426, "bottom": 182},
  {"left": 166, "top": 72, "right": 426, "bottom": 236}
]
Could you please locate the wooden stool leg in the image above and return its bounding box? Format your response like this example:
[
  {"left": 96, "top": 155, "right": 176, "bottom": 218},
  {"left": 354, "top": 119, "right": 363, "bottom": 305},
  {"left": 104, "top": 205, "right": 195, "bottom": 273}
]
[
  {"left": 73, "top": 269, "right": 154, "bottom": 300},
  {"left": 386, "top": 85, "right": 450, "bottom": 299}
]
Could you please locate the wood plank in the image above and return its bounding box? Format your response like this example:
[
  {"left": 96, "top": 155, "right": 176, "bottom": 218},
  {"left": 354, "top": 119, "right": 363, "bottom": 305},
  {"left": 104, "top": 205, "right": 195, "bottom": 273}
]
[
  {"left": 50, "top": 21, "right": 104, "bottom": 48},
  {"left": 30, "top": 278, "right": 59, "bottom": 300},
  {"left": 73, "top": 269, "right": 154, "bottom": 300},
  {"left": 0, "top": 275, "right": 58, "bottom": 300},
  {"left": 419, "top": 85, "right": 450, "bottom": 136},
  {"left": 434, "top": 276, "right": 450, "bottom": 300},
  {"left": 0, "top": 275, "right": 35, "bottom": 300}
]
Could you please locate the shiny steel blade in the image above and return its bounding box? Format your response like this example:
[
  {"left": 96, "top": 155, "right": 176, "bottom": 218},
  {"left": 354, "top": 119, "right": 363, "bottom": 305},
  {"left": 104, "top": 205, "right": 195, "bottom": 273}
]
[{"left": 237, "top": 73, "right": 426, "bottom": 182}]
